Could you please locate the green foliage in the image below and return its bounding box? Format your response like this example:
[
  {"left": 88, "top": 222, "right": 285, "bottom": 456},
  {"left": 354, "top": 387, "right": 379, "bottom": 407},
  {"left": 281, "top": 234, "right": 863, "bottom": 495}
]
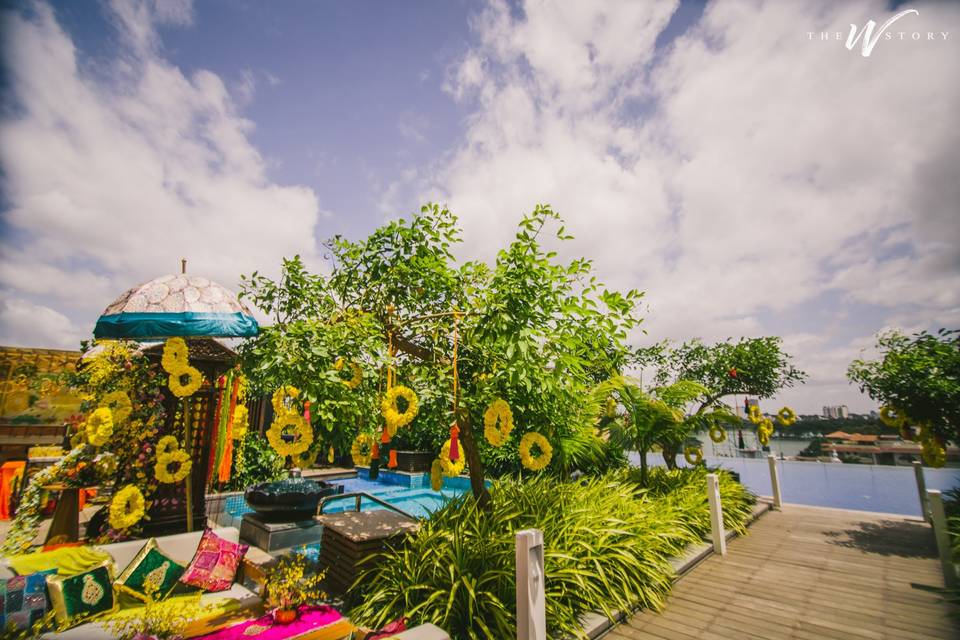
[
  {"left": 223, "top": 433, "right": 285, "bottom": 491},
  {"left": 349, "top": 470, "right": 754, "bottom": 639},
  {"left": 239, "top": 204, "right": 645, "bottom": 498},
  {"left": 639, "top": 337, "right": 806, "bottom": 409},
  {"left": 848, "top": 329, "right": 960, "bottom": 444}
]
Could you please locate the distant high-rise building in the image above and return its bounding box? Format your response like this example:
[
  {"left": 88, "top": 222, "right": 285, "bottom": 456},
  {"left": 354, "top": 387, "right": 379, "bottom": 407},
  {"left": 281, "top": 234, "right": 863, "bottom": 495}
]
[{"left": 822, "top": 405, "right": 849, "bottom": 419}]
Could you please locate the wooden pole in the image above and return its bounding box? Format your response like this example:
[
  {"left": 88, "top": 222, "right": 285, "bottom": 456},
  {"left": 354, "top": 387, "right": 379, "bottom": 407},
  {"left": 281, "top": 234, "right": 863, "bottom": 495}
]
[
  {"left": 707, "top": 473, "right": 726, "bottom": 557},
  {"left": 927, "top": 490, "right": 958, "bottom": 589}
]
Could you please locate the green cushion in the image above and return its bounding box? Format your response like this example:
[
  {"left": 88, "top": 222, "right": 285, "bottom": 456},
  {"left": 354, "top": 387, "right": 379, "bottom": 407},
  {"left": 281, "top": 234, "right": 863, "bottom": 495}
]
[
  {"left": 114, "top": 538, "right": 185, "bottom": 602},
  {"left": 45, "top": 561, "right": 117, "bottom": 629}
]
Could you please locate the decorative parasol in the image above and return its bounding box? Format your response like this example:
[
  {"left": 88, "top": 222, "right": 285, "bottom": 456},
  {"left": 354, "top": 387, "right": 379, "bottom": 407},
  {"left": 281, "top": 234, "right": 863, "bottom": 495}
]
[{"left": 94, "top": 265, "right": 258, "bottom": 339}]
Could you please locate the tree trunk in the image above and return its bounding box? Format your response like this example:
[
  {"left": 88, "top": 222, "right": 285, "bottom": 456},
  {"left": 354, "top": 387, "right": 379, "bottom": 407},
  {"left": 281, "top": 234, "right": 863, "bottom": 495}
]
[
  {"left": 457, "top": 411, "right": 491, "bottom": 511},
  {"left": 639, "top": 450, "right": 648, "bottom": 487},
  {"left": 662, "top": 442, "right": 678, "bottom": 470}
]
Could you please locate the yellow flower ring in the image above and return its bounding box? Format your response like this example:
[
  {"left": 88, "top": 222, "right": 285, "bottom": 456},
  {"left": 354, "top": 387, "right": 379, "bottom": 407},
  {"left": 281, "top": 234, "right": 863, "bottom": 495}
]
[
  {"left": 757, "top": 421, "right": 772, "bottom": 446},
  {"left": 334, "top": 358, "right": 363, "bottom": 389},
  {"left": 109, "top": 485, "right": 146, "bottom": 531},
  {"left": 483, "top": 399, "right": 514, "bottom": 447},
  {"left": 85, "top": 407, "right": 114, "bottom": 447},
  {"left": 747, "top": 405, "right": 763, "bottom": 424},
  {"left": 267, "top": 413, "right": 313, "bottom": 458},
  {"left": 293, "top": 447, "right": 319, "bottom": 469},
  {"left": 921, "top": 438, "right": 946, "bottom": 468},
  {"left": 168, "top": 364, "right": 203, "bottom": 398},
  {"left": 880, "top": 406, "right": 906, "bottom": 428},
  {"left": 439, "top": 438, "right": 466, "bottom": 477},
  {"left": 777, "top": 406, "right": 797, "bottom": 426},
  {"left": 381, "top": 386, "right": 419, "bottom": 434},
  {"left": 102, "top": 390, "right": 133, "bottom": 423},
  {"left": 271, "top": 386, "right": 300, "bottom": 416},
  {"left": 519, "top": 432, "right": 552, "bottom": 472},
  {"left": 161, "top": 337, "right": 189, "bottom": 373},
  {"left": 709, "top": 425, "right": 727, "bottom": 444},
  {"left": 156, "top": 436, "right": 180, "bottom": 457},
  {"left": 430, "top": 459, "right": 444, "bottom": 491},
  {"left": 154, "top": 450, "right": 192, "bottom": 483},
  {"left": 351, "top": 433, "right": 375, "bottom": 467},
  {"left": 683, "top": 446, "right": 704, "bottom": 465}
]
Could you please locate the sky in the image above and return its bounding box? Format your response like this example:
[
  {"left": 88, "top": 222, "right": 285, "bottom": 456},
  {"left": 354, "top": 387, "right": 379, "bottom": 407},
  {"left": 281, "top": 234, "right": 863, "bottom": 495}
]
[{"left": 0, "top": 0, "right": 958, "bottom": 415}]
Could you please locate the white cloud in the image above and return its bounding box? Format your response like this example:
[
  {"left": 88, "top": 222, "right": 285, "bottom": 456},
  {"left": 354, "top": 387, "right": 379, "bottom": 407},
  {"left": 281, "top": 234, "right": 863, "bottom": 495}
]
[
  {"left": 0, "top": 299, "right": 84, "bottom": 349},
  {"left": 0, "top": 1, "right": 323, "bottom": 343},
  {"left": 421, "top": 0, "right": 960, "bottom": 412}
]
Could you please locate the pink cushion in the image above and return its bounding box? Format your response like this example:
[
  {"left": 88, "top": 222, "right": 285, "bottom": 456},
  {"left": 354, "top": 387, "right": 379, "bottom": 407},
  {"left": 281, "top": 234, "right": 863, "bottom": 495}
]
[{"left": 179, "top": 529, "right": 248, "bottom": 592}]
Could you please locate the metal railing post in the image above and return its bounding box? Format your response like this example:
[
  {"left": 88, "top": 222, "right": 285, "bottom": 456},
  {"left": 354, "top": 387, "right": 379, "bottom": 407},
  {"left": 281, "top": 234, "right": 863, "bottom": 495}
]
[
  {"left": 913, "top": 461, "right": 930, "bottom": 523},
  {"left": 767, "top": 454, "right": 783, "bottom": 510},
  {"left": 516, "top": 529, "right": 546, "bottom": 640},
  {"left": 927, "top": 490, "right": 958, "bottom": 589},
  {"left": 707, "top": 473, "right": 727, "bottom": 557}
]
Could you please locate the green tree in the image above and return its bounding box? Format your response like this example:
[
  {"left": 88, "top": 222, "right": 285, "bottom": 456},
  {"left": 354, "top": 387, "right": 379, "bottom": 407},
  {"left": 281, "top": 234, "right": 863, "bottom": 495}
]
[
  {"left": 240, "top": 204, "right": 644, "bottom": 508},
  {"left": 848, "top": 329, "right": 959, "bottom": 444}
]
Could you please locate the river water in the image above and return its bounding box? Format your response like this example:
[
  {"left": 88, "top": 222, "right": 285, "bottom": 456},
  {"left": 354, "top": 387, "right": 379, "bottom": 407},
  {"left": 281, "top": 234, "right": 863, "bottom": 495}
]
[{"left": 692, "top": 429, "right": 811, "bottom": 458}]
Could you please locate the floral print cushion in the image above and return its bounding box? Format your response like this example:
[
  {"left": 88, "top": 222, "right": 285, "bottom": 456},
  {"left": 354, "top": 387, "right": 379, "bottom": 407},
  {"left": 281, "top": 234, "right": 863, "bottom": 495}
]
[
  {"left": 179, "top": 529, "right": 249, "bottom": 592},
  {"left": 0, "top": 569, "right": 55, "bottom": 631}
]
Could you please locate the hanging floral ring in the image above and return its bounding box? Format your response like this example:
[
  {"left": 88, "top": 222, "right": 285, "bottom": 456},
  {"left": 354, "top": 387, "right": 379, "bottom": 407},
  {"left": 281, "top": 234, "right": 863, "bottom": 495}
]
[
  {"left": 102, "top": 390, "right": 133, "bottom": 423},
  {"left": 880, "top": 406, "right": 906, "bottom": 428},
  {"left": 709, "top": 425, "right": 727, "bottom": 444},
  {"left": 271, "top": 386, "right": 300, "bottom": 416},
  {"left": 519, "top": 432, "right": 552, "bottom": 472},
  {"left": 683, "top": 446, "right": 704, "bottom": 465},
  {"left": 109, "top": 485, "right": 146, "bottom": 531},
  {"left": 156, "top": 436, "right": 180, "bottom": 457},
  {"left": 757, "top": 420, "right": 772, "bottom": 446},
  {"left": 747, "top": 405, "right": 763, "bottom": 424},
  {"left": 334, "top": 358, "right": 363, "bottom": 389},
  {"left": 267, "top": 412, "right": 313, "bottom": 458},
  {"left": 168, "top": 364, "right": 203, "bottom": 398},
  {"left": 381, "top": 385, "right": 419, "bottom": 432},
  {"left": 293, "top": 447, "right": 320, "bottom": 469},
  {"left": 85, "top": 407, "right": 114, "bottom": 447},
  {"left": 777, "top": 406, "right": 797, "bottom": 426},
  {"left": 155, "top": 450, "right": 192, "bottom": 483},
  {"left": 921, "top": 437, "right": 946, "bottom": 468},
  {"left": 430, "top": 459, "right": 444, "bottom": 491},
  {"left": 439, "top": 438, "right": 466, "bottom": 477},
  {"left": 161, "top": 337, "right": 189, "bottom": 373},
  {"left": 351, "top": 433, "right": 375, "bottom": 467},
  {"left": 483, "top": 399, "right": 514, "bottom": 447}
]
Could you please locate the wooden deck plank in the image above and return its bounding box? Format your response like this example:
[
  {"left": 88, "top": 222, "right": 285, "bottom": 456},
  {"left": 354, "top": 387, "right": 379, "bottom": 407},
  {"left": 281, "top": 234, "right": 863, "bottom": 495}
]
[{"left": 608, "top": 506, "right": 958, "bottom": 640}]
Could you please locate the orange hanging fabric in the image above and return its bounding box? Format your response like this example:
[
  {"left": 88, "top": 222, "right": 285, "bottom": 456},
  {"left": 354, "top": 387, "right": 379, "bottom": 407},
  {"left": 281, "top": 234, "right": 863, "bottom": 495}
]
[
  {"left": 388, "top": 449, "right": 398, "bottom": 468},
  {"left": 217, "top": 377, "right": 241, "bottom": 483},
  {"left": 449, "top": 312, "right": 461, "bottom": 462}
]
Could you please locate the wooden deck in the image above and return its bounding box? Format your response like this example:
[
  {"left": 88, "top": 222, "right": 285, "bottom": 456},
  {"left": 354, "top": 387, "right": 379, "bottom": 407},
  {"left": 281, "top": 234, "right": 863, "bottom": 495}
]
[{"left": 608, "top": 505, "right": 958, "bottom": 640}]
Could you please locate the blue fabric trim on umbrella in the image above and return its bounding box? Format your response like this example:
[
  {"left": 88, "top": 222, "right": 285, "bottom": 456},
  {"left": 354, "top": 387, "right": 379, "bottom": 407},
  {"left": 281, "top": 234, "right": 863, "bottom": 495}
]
[{"left": 94, "top": 312, "right": 259, "bottom": 339}]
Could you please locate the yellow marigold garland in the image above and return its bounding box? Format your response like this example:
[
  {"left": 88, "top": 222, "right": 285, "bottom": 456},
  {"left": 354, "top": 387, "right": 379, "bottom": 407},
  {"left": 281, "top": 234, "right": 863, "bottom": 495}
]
[
  {"left": 519, "top": 432, "right": 552, "bottom": 472},
  {"left": 777, "top": 406, "right": 797, "bottom": 426},
  {"left": 155, "top": 450, "right": 192, "bottom": 483},
  {"left": 109, "top": 485, "right": 146, "bottom": 531},
  {"left": 709, "top": 425, "right": 727, "bottom": 443},
  {"left": 439, "top": 438, "right": 465, "bottom": 477},
  {"left": 334, "top": 358, "right": 363, "bottom": 389},
  {"left": 748, "top": 405, "right": 763, "bottom": 424},
  {"left": 381, "top": 385, "right": 418, "bottom": 435},
  {"left": 161, "top": 337, "right": 189, "bottom": 373},
  {"left": 919, "top": 428, "right": 946, "bottom": 468},
  {"left": 266, "top": 412, "right": 313, "bottom": 458},
  {"left": 232, "top": 405, "right": 249, "bottom": 440},
  {"left": 351, "top": 433, "right": 375, "bottom": 467},
  {"left": 102, "top": 391, "right": 133, "bottom": 423},
  {"left": 271, "top": 386, "right": 300, "bottom": 416},
  {"left": 483, "top": 399, "right": 514, "bottom": 447},
  {"left": 85, "top": 407, "right": 114, "bottom": 447},
  {"left": 880, "top": 406, "right": 906, "bottom": 428},
  {"left": 168, "top": 363, "right": 203, "bottom": 398},
  {"left": 757, "top": 418, "right": 773, "bottom": 446},
  {"left": 293, "top": 447, "right": 319, "bottom": 469},
  {"left": 430, "top": 459, "right": 444, "bottom": 491},
  {"left": 683, "top": 446, "right": 704, "bottom": 465}
]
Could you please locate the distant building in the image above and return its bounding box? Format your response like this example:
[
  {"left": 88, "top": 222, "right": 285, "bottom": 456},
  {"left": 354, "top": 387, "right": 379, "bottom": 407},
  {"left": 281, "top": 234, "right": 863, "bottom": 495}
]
[{"left": 822, "top": 405, "right": 849, "bottom": 419}]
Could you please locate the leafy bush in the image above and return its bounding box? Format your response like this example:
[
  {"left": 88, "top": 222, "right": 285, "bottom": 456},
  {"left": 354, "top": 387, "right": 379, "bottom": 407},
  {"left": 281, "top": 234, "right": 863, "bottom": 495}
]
[
  {"left": 222, "top": 433, "right": 285, "bottom": 491},
  {"left": 349, "top": 470, "right": 755, "bottom": 638}
]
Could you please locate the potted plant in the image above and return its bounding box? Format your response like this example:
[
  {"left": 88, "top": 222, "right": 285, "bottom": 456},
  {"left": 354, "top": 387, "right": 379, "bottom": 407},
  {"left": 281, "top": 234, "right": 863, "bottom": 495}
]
[
  {"left": 388, "top": 415, "right": 448, "bottom": 473},
  {"left": 264, "top": 554, "right": 327, "bottom": 624}
]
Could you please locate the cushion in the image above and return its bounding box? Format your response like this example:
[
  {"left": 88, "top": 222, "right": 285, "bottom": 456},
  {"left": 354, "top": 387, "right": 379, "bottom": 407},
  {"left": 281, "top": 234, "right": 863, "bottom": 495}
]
[
  {"left": 0, "top": 569, "right": 55, "bottom": 631},
  {"left": 8, "top": 545, "right": 111, "bottom": 577},
  {"left": 114, "top": 538, "right": 185, "bottom": 602},
  {"left": 45, "top": 561, "right": 117, "bottom": 628},
  {"left": 179, "top": 529, "right": 248, "bottom": 593}
]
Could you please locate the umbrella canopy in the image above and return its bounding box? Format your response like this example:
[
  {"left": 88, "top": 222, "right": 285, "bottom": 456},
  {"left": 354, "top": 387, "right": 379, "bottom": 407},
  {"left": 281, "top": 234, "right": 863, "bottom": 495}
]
[{"left": 94, "top": 274, "right": 258, "bottom": 339}]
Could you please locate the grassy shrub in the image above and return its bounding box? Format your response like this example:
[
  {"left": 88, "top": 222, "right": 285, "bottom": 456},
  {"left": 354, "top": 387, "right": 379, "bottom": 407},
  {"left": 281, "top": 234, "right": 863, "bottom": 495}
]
[{"left": 349, "top": 470, "right": 755, "bottom": 639}]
